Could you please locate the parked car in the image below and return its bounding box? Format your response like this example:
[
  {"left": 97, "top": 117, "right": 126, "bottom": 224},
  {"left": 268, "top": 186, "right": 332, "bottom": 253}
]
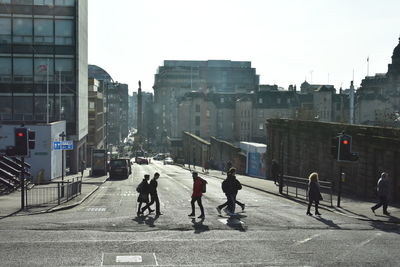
[
  {"left": 153, "top": 153, "right": 165, "bottom": 160},
  {"left": 163, "top": 157, "right": 174, "bottom": 165},
  {"left": 135, "top": 157, "right": 149, "bottom": 165},
  {"left": 109, "top": 158, "right": 131, "bottom": 179}
]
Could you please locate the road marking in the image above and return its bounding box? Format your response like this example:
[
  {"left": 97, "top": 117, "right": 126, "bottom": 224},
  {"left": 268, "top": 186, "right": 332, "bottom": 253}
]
[
  {"left": 116, "top": 255, "right": 142, "bottom": 263},
  {"left": 293, "top": 234, "right": 320, "bottom": 246},
  {"left": 153, "top": 253, "right": 159, "bottom": 266},
  {"left": 86, "top": 207, "right": 106, "bottom": 212},
  {"left": 218, "top": 218, "right": 244, "bottom": 225}
]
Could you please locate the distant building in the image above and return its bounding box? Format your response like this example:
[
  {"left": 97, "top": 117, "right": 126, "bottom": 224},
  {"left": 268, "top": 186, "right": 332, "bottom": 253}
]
[
  {"left": 356, "top": 38, "right": 400, "bottom": 127},
  {"left": 87, "top": 78, "right": 106, "bottom": 166},
  {"left": 153, "top": 60, "right": 260, "bottom": 144},
  {"left": 129, "top": 92, "right": 137, "bottom": 129}
]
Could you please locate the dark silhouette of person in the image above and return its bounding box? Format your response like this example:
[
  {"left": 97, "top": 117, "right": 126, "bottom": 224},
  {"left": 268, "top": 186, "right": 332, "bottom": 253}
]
[
  {"left": 80, "top": 160, "right": 86, "bottom": 178},
  {"left": 271, "top": 159, "right": 280, "bottom": 185},
  {"left": 142, "top": 172, "right": 162, "bottom": 215},
  {"left": 188, "top": 172, "right": 207, "bottom": 219},
  {"left": 217, "top": 168, "right": 242, "bottom": 216},
  {"left": 137, "top": 174, "right": 153, "bottom": 216},
  {"left": 371, "top": 172, "right": 391, "bottom": 215},
  {"left": 307, "top": 172, "right": 323, "bottom": 216}
]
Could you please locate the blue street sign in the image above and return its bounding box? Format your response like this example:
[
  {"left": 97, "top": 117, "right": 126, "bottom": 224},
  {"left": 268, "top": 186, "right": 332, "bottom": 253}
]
[
  {"left": 54, "top": 141, "right": 61, "bottom": 150},
  {"left": 53, "top": 141, "right": 73, "bottom": 150}
]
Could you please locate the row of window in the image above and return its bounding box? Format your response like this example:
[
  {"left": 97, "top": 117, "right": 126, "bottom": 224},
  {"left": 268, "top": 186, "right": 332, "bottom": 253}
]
[
  {"left": 0, "top": 18, "right": 74, "bottom": 45},
  {"left": 0, "top": 56, "right": 74, "bottom": 82},
  {"left": 0, "top": 0, "right": 74, "bottom": 6}
]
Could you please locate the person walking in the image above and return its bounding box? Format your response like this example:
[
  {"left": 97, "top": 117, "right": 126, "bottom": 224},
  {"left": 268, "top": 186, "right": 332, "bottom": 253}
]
[
  {"left": 216, "top": 168, "right": 244, "bottom": 216},
  {"left": 188, "top": 172, "right": 207, "bottom": 219},
  {"left": 271, "top": 159, "right": 280, "bottom": 185},
  {"left": 136, "top": 174, "right": 153, "bottom": 216},
  {"left": 80, "top": 160, "right": 86, "bottom": 178},
  {"left": 371, "top": 172, "right": 391, "bottom": 215},
  {"left": 141, "top": 172, "right": 162, "bottom": 216},
  {"left": 306, "top": 172, "right": 323, "bottom": 216}
]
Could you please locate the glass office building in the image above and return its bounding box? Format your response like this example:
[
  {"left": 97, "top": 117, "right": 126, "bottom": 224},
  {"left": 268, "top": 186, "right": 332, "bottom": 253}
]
[{"left": 0, "top": 0, "right": 88, "bottom": 173}]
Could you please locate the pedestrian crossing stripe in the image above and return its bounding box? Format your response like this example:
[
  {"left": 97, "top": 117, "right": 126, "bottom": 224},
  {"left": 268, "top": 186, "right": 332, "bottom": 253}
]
[
  {"left": 87, "top": 207, "right": 106, "bottom": 212},
  {"left": 218, "top": 218, "right": 244, "bottom": 225}
]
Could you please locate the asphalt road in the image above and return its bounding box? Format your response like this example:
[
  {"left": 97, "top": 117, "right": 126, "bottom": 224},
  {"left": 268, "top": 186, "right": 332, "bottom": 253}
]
[{"left": 0, "top": 161, "right": 399, "bottom": 266}]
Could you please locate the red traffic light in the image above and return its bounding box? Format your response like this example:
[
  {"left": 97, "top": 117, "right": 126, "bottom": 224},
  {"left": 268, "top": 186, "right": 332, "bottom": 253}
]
[
  {"left": 342, "top": 140, "right": 349, "bottom": 145},
  {"left": 17, "top": 132, "right": 24, "bottom": 137}
]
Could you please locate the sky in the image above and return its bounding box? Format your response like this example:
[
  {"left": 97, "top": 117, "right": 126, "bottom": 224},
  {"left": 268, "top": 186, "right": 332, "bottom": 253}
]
[{"left": 88, "top": 0, "right": 400, "bottom": 93}]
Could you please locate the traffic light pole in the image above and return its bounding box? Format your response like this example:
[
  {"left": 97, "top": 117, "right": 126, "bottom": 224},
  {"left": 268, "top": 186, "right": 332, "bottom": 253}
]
[
  {"left": 337, "top": 166, "right": 343, "bottom": 207},
  {"left": 20, "top": 156, "right": 25, "bottom": 210}
]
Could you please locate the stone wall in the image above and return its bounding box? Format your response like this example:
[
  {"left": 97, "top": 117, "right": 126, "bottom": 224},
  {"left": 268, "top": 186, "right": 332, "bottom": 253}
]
[
  {"left": 209, "top": 137, "right": 246, "bottom": 174},
  {"left": 266, "top": 119, "right": 400, "bottom": 201}
]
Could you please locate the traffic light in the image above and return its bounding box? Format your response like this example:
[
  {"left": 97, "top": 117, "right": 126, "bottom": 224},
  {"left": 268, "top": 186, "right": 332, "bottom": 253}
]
[
  {"left": 28, "top": 130, "right": 36, "bottom": 149},
  {"left": 14, "top": 128, "right": 28, "bottom": 156},
  {"left": 331, "top": 136, "right": 339, "bottom": 160},
  {"left": 338, "top": 134, "right": 359, "bottom": 161}
]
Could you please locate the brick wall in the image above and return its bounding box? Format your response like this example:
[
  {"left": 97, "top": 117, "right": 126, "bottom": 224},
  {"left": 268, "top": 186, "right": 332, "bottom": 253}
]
[{"left": 266, "top": 119, "right": 400, "bottom": 201}]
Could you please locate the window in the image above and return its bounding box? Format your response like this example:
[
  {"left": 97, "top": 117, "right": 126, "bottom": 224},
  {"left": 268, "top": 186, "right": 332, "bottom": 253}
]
[
  {"left": 34, "top": 58, "right": 54, "bottom": 82},
  {"left": 55, "top": 0, "right": 74, "bottom": 6},
  {"left": 13, "top": 96, "right": 33, "bottom": 120},
  {"left": 0, "top": 57, "right": 12, "bottom": 81},
  {"left": 89, "top": 101, "right": 95, "bottom": 110},
  {"left": 206, "top": 110, "right": 210, "bottom": 117},
  {"left": 220, "top": 98, "right": 224, "bottom": 103},
  {"left": 195, "top": 130, "right": 200, "bottom": 136},
  {"left": 55, "top": 58, "right": 74, "bottom": 82},
  {"left": 195, "top": 104, "right": 200, "bottom": 112},
  {"left": 0, "top": 18, "right": 11, "bottom": 44},
  {"left": 195, "top": 116, "right": 200, "bottom": 126},
  {"left": 13, "top": 18, "right": 32, "bottom": 44},
  {"left": 55, "top": 20, "right": 74, "bottom": 45},
  {"left": 34, "top": 19, "right": 54, "bottom": 44},
  {"left": 12, "top": 0, "right": 32, "bottom": 4},
  {"left": 0, "top": 0, "right": 11, "bottom": 3},
  {"left": 34, "top": 0, "right": 53, "bottom": 5},
  {"left": 13, "top": 58, "right": 33, "bottom": 81},
  {"left": 277, "top": 98, "right": 281, "bottom": 104},
  {"left": 258, "top": 98, "right": 263, "bottom": 104},
  {"left": 287, "top": 98, "right": 291, "bottom": 104},
  {"left": 259, "top": 123, "right": 264, "bottom": 130}
]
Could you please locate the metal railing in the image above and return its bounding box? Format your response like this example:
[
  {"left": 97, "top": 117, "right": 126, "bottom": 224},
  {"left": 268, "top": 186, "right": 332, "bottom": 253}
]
[
  {"left": 25, "top": 177, "right": 82, "bottom": 208},
  {"left": 281, "top": 175, "right": 334, "bottom": 207}
]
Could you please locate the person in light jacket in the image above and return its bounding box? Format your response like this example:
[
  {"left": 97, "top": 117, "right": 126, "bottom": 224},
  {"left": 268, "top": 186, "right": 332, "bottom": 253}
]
[
  {"left": 306, "top": 172, "right": 323, "bottom": 216},
  {"left": 371, "top": 172, "right": 390, "bottom": 215}
]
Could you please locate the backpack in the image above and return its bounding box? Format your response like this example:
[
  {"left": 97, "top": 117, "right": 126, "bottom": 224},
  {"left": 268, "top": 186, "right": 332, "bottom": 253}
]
[
  {"left": 136, "top": 182, "right": 143, "bottom": 193},
  {"left": 201, "top": 178, "right": 207, "bottom": 193}
]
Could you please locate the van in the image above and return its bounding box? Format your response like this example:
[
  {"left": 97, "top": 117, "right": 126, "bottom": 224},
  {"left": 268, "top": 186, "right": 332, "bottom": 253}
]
[{"left": 109, "top": 158, "right": 131, "bottom": 179}]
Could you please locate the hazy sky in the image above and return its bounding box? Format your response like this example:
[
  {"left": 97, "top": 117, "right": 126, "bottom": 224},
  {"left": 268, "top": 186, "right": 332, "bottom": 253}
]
[{"left": 88, "top": 0, "right": 400, "bottom": 93}]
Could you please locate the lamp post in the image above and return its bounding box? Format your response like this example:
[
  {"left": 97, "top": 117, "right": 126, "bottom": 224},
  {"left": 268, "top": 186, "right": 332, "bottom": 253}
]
[{"left": 59, "top": 131, "right": 66, "bottom": 196}]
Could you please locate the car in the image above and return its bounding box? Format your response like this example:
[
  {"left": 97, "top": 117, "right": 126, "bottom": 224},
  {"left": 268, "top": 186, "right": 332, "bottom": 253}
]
[
  {"left": 153, "top": 153, "right": 165, "bottom": 160},
  {"left": 109, "top": 158, "right": 131, "bottom": 179},
  {"left": 163, "top": 157, "right": 174, "bottom": 165},
  {"left": 135, "top": 157, "right": 149, "bottom": 165}
]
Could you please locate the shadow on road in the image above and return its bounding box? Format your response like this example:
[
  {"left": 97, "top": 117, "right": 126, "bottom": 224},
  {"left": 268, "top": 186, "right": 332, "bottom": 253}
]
[
  {"left": 220, "top": 214, "right": 247, "bottom": 232},
  {"left": 132, "top": 214, "right": 160, "bottom": 228},
  {"left": 191, "top": 218, "right": 209, "bottom": 234},
  {"left": 314, "top": 216, "right": 341, "bottom": 229}
]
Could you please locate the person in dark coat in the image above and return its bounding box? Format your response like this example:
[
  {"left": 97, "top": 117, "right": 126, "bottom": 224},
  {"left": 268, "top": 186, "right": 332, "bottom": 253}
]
[
  {"left": 188, "top": 172, "right": 207, "bottom": 219},
  {"left": 306, "top": 172, "right": 323, "bottom": 216},
  {"left": 141, "top": 172, "right": 162, "bottom": 215},
  {"left": 371, "top": 172, "right": 390, "bottom": 215},
  {"left": 217, "top": 168, "right": 243, "bottom": 216},
  {"left": 271, "top": 159, "right": 280, "bottom": 185},
  {"left": 137, "top": 174, "right": 152, "bottom": 216}
]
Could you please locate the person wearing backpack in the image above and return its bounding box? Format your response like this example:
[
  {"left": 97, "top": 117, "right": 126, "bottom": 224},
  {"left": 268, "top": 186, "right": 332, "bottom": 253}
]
[
  {"left": 188, "top": 171, "right": 207, "bottom": 219},
  {"left": 217, "top": 167, "right": 242, "bottom": 216},
  {"left": 141, "top": 172, "right": 162, "bottom": 216},
  {"left": 136, "top": 174, "right": 152, "bottom": 216}
]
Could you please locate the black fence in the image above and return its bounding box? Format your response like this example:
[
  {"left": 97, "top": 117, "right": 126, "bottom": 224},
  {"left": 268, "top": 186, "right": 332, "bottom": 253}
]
[
  {"left": 281, "top": 175, "right": 333, "bottom": 207},
  {"left": 25, "top": 177, "right": 82, "bottom": 208}
]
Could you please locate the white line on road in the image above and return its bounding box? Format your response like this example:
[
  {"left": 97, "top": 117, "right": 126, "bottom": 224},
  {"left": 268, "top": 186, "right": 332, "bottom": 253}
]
[
  {"left": 153, "top": 253, "right": 159, "bottom": 266},
  {"left": 293, "top": 234, "right": 321, "bottom": 246}
]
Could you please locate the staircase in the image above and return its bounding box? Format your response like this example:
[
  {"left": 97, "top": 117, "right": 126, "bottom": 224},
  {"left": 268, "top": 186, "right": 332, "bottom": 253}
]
[{"left": 0, "top": 155, "right": 31, "bottom": 195}]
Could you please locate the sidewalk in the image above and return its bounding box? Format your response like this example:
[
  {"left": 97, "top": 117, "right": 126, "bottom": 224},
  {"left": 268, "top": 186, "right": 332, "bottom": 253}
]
[
  {"left": 0, "top": 169, "right": 108, "bottom": 218},
  {"left": 183, "top": 164, "right": 400, "bottom": 224}
]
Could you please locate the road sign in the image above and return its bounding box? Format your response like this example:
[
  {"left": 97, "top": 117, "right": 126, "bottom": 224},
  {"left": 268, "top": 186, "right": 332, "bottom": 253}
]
[{"left": 53, "top": 141, "right": 73, "bottom": 150}]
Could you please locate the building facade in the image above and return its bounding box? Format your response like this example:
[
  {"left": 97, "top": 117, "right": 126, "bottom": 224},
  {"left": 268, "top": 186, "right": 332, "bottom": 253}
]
[
  {"left": 0, "top": 0, "right": 88, "bottom": 173},
  {"left": 153, "top": 60, "right": 260, "bottom": 144},
  {"left": 356, "top": 38, "right": 400, "bottom": 127}
]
